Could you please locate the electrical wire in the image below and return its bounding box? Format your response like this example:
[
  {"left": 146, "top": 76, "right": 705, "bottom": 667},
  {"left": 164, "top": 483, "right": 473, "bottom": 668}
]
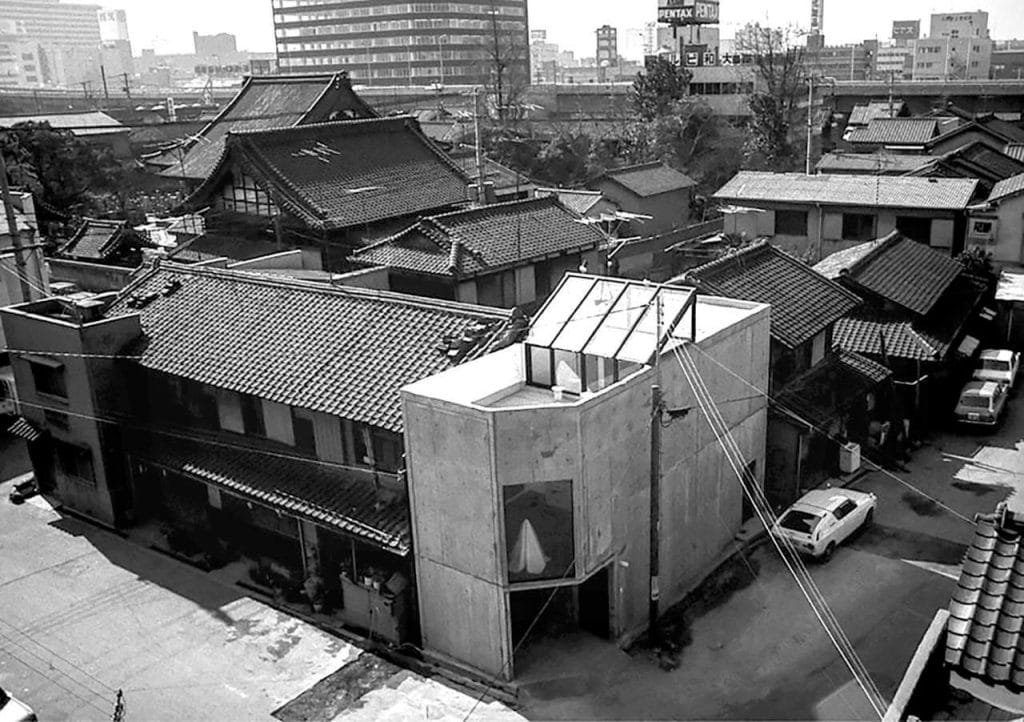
[{"left": 672, "top": 343, "right": 888, "bottom": 718}]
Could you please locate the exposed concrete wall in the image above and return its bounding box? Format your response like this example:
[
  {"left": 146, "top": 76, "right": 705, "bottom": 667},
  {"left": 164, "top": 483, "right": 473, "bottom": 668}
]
[
  {"left": 596, "top": 182, "right": 692, "bottom": 235},
  {"left": 331, "top": 267, "right": 391, "bottom": 291},
  {"left": 48, "top": 257, "right": 134, "bottom": 293},
  {"left": 990, "top": 195, "right": 1024, "bottom": 265},
  {"left": 228, "top": 250, "right": 304, "bottom": 270}
]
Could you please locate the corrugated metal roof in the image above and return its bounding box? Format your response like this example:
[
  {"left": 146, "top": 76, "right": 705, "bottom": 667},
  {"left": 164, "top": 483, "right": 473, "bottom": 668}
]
[
  {"left": 0, "top": 111, "right": 127, "bottom": 136},
  {"left": 713, "top": 171, "right": 979, "bottom": 210}
]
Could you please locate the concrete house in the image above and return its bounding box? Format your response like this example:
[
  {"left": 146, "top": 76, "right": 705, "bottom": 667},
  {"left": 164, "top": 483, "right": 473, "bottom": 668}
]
[
  {"left": 402, "top": 273, "right": 770, "bottom": 680},
  {"left": 180, "top": 116, "right": 474, "bottom": 269},
  {"left": 348, "top": 197, "right": 606, "bottom": 308},
  {"left": 148, "top": 72, "right": 378, "bottom": 182},
  {"left": 714, "top": 171, "right": 981, "bottom": 261},
  {"left": 967, "top": 173, "right": 1024, "bottom": 267},
  {"left": 590, "top": 162, "right": 697, "bottom": 235},
  {"left": 680, "top": 242, "right": 890, "bottom": 505},
  {"left": 1, "top": 263, "right": 522, "bottom": 646}
]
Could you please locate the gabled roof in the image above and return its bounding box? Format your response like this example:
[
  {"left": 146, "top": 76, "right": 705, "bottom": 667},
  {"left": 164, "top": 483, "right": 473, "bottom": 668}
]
[
  {"left": 598, "top": 162, "right": 697, "bottom": 197},
  {"left": 159, "top": 73, "right": 377, "bottom": 181},
  {"left": 823, "top": 232, "right": 963, "bottom": 316},
  {"left": 349, "top": 197, "right": 604, "bottom": 279},
  {"left": 989, "top": 172, "right": 1024, "bottom": 203},
  {"left": 812, "top": 239, "right": 885, "bottom": 280},
  {"left": 946, "top": 510, "right": 1024, "bottom": 689},
  {"left": 909, "top": 141, "right": 1024, "bottom": 188},
  {"left": 847, "top": 118, "right": 940, "bottom": 146},
  {"left": 713, "top": 171, "right": 979, "bottom": 211},
  {"left": 535, "top": 187, "right": 614, "bottom": 217},
  {"left": 924, "top": 117, "right": 1024, "bottom": 155},
  {"left": 815, "top": 152, "right": 928, "bottom": 175},
  {"left": 59, "top": 218, "right": 128, "bottom": 261},
  {"left": 185, "top": 116, "right": 472, "bottom": 231},
  {"left": 0, "top": 111, "right": 127, "bottom": 137},
  {"left": 679, "top": 240, "right": 861, "bottom": 349},
  {"left": 847, "top": 100, "right": 906, "bottom": 127},
  {"left": 105, "top": 264, "right": 517, "bottom": 433}
]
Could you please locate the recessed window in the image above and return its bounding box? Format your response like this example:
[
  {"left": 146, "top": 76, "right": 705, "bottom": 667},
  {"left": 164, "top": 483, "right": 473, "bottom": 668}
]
[
  {"left": 775, "top": 210, "right": 809, "bottom": 236},
  {"left": 292, "top": 409, "right": 317, "bottom": 455},
  {"left": 896, "top": 216, "right": 932, "bottom": 243},
  {"left": 28, "top": 356, "right": 67, "bottom": 398},
  {"left": 504, "top": 480, "right": 575, "bottom": 583},
  {"left": 55, "top": 441, "right": 94, "bottom": 486},
  {"left": 239, "top": 394, "right": 266, "bottom": 437},
  {"left": 842, "top": 213, "right": 876, "bottom": 241}
]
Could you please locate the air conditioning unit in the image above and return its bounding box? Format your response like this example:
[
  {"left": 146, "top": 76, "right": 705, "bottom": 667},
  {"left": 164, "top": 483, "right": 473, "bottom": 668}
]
[
  {"left": 967, "top": 217, "right": 998, "bottom": 246},
  {"left": 839, "top": 442, "right": 861, "bottom": 474}
]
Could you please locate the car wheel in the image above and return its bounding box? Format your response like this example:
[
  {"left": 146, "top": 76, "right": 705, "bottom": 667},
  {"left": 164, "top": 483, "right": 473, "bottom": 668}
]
[
  {"left": 863, "top": 508, "right": 874, "bottom": 529},
  {"left": 819, "top": 542, "right": 836, "bottom": 563}
]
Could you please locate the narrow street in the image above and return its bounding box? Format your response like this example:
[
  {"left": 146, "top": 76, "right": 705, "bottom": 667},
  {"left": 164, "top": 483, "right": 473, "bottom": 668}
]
[{"left": 518, "top": 404, "right": 1024, "bottom": 720}]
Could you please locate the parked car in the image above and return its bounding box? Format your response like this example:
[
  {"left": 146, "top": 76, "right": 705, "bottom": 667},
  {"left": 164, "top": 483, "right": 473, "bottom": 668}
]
[
  {"left": 8, "top": 478, "right": 38, "bottom": 505},
  {"left": 771, "top": 488, "right": 877, "bottom": 562},
  {"left": 974, "top": 349, "right": 1021, "bottom": 388},
  {"left": 0, "top": 366, "right": 18, "bottom": 419},
  {"left": 954, "top": 380, "right": 1009, "bottom": 427},
  {"left": 0, "top": 687, "right": 36, "bottom": 722}
]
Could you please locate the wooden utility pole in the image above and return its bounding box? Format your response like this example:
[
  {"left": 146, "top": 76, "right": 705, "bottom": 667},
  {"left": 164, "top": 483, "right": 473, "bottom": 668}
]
[
  {"left": 472, "top": 87, "right": 486, "bottom": 205},
  {"left": 648, "top": 292, "right": 664, "bottom": 644},
  {"left": 0, "top": 151, "right": 33, "bottom": 301}
]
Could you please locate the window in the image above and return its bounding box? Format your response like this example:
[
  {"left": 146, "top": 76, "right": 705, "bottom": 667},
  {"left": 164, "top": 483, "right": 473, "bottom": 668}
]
[
  {"left": 292, "top": 409, "right": 316, "bottom": 455},
  {"left": 239, "top": 394, "right": 266, "bottom": 437},
  {"left": 504, "top": 480, "right": 574, "bottom": 583},
  {"left": 29, "top": 357, "right": 67, "bottom": 398},
  {"left": 896, "top": 216, "right": 932, "bottom": 244},
  {"left": 841, "top": 213, "right": 876, "bottom": 241},
  {"left": 972, "top": 220, "right": 994, "bottom": 235},
  {"left": 775, "top": 210, "right": 808, "bottom": 236},
  {"left": 833, "top": 499, "right": 858, "bottom": 520},
  {"left": 811, "top": 330, "right": 827, "bottom": 366},
  {"left": 55, "top": 441, "right": 94, "bottom": 485},
  {"left": 372, "top": 430, "right": 402, "bottom": 473}
]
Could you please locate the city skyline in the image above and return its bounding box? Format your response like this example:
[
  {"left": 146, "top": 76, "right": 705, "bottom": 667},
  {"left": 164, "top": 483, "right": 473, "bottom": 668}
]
[{"left": 92, "top": 0, "right": 1024, "bottom": 57}]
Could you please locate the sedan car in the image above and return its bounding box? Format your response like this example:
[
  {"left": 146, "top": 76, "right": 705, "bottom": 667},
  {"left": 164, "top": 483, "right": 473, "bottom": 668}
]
[
  {"left": 771, "top": 488, "right": 877, "bottom": 562},
  {"left": 973, "top": 349, "right": 1020, "bottom": 388},
  {"left": 954, "top": 380, "right": 1009, "bottom": 427},
  {"left": 0, "top": 687, "right": 36, "bottom": 722}
]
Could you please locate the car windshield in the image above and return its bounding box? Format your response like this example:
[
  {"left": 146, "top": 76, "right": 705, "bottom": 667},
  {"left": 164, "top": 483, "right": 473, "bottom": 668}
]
[
  {"left": 778, "top": 509, "right": 822, "bottom": 534},
  {"left": 962, "top": 395, "right": 991, "bottom": 409},
  {"left": 982, "top": 360, "right": 1010, "bottom": 372}
]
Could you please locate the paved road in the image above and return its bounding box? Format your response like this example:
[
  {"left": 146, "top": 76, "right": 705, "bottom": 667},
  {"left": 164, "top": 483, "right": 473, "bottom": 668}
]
[{"left": 518, "top": 410, "right": 1024, "bottom": 720}]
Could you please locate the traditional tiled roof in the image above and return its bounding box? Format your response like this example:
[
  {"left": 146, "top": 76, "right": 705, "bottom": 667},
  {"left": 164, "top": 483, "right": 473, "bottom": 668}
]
[
  {"left": 714, "top": 171, "right": 979, "bottom": 210},
  {"left": 812, "top": 240, "right": 885, "bottom": 280},
  {"left": 828, "top": 232, "right": 963, "bottom": 316},
  {"left": 918, "top": 142, "right": 1024, "bottom": 186},
  {"left": 0, "top": 111, "right": 127, "bottom": 137},
  {"left": 134, "top": 437, "right": 411, "bottom": 555},
  {"left": 599, "top": 162, "right": 697, "bottom": 197},
  {"left": 1006, "top": 143, "right": 1024, "bottom": 163},
  {"left": 946, "top": 510, "right": 1024, "bottom": 689},
  {"left": 59, "top": 219, "right": 127, "bottom": 261},
  {"left": 349, "top": 197, "right": 604, "bottom": 279},
  {"left": 159, "top": 73, "right": 377, "bottom": 181},
  {"left": 535, "top": 188, "right": 612, "bottom": 217},
  {"left": 679, "top": 240, "right": 861, "bottom": 349},
  {"left": 185, "top": 116, "right": 472, "bottom": 231},
  {"left": 847, "top": 118, "right": 940, "bottom": 146},
  {"left": 105, "top": 264, "right": 517, "bottom": 433},
  {"left": 834, "top": 311, "right": 946, "bottom": 361},
  {"left": 989, "top": 172, "right": 1024, "bottom": 203},
  {"left": 847, "top": 101, "right": 905, "bottom": 126},
  {"left": 815, "top": 152, "right": 927, "bottom": 175},
  {"left": 774, "top": 349, "right": 891, "bottom": 426}
]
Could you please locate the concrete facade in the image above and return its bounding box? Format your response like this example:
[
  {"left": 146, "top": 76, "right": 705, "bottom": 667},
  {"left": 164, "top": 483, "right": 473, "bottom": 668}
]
[
  {"left": 967, "top": 193, "right": 1024, "bottom": 266},
  {"left": 402, "top": 292, "right": 770, "bottom": 680}
]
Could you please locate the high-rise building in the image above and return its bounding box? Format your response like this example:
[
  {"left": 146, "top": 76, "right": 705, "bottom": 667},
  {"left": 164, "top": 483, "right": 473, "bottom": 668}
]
[
  {"left": 596, "top": 25, "right": 617, "bottom": 65},
  {"left": 97, "top": 7, "right": 128, "bottom": 42},
  {"left": 913, "top": 10, "right": 992, "bottom": 81},
  {"left": 193, "top": 31, "right": 237, "bottom": 57},
  {"left": 271, "top": 0, "right": 531, "bottom": 88},
  {"left": 0, "top": 0, "right": 103, "bottom": 86},
  {"left": 98, "top": 8, "right": 132, "bottom": 76}
]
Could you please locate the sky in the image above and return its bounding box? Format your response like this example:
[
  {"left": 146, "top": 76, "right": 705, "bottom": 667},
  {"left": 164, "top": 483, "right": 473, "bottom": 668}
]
[{"left": 104, "top": 0, "right": 1024, "bottom": 57}]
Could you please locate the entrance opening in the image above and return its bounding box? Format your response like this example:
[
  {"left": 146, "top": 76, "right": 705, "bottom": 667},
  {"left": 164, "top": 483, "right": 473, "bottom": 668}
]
[{"left": 579, "top": 566, "right": 610, "bottom": 638}]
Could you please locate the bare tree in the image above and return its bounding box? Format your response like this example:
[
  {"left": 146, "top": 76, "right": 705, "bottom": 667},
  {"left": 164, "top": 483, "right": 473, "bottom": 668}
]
[
  {"left": 480, "top": 0, "right": 529, "bottom": 124},
  {"left": 735, "top": 23, "right": 807, "bottom": 171}
]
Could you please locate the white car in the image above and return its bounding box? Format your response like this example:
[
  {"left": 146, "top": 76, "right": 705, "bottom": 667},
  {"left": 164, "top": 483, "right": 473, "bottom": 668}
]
[
  {"left": 0, "top": 687, "right": 35, "bottom": 722},
  {"left": 974, "top": 349, "right": 1020, "bottom": 388},
  {"left": 771, "top": 488, "right": 877, "bottom": 561}
]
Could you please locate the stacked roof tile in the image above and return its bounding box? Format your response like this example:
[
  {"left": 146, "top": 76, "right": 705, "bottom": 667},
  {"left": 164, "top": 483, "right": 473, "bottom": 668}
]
[
  {"left": 947, "top": 511, "right": 1024, "bottom": 689},
  {"left": 135, "top": 437, "right": 411, "bottom": 555},
  {"left": 105, "top": 264, "right": 515, "bottom": 433},
  {"left": 350, "top": 196, "right": 605, "bottom": 279},
  {"left": 186, "top": 116, "right": 472, "bottom": 231},
  {"left": 679, "top": 240, "right": 861, "bottom": 349},
  {"left": 158, "top": 73, "right": 377, "bottom": 181},
  {"left": 600, "top": 162, "right": 696, "bottom": 197},
  {"left": 713, "top": 171, "right": 979, "bottom": 210}
]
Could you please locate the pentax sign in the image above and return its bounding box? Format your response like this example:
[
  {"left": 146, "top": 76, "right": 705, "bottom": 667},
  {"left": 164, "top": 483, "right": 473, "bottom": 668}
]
[{"left": 658, "top": 0, "right": 720, "bottom": 25}]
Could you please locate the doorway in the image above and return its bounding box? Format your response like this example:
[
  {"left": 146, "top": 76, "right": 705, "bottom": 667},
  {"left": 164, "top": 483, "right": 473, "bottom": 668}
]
[{"left": 578, "top": 566, "right": 611, "bottom": 639}]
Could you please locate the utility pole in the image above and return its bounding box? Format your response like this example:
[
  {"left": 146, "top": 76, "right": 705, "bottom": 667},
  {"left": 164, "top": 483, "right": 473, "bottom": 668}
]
[
  {"left": 122, "top": 72, "right": 132, "bottom": 101},
  {"left": 648, "top": 292, "right": 663, "bottom": 644},
  {"left": 488, "top": 0, "right": 505, "bottom": 123},
  {"left": 100, "top": 64, "right": 110, "bottom": 103},
  {"left": 805, "top": 76, "right": 814, "bottom": 175},
  {"left": 888, "top": 70, "right": 894, "bottom": 118},
  {"left": 472, "top": 87, "right": 486, "bottom": 205},
  {"left": 0, "top": 152, "right": 34, "bottom": 301}
]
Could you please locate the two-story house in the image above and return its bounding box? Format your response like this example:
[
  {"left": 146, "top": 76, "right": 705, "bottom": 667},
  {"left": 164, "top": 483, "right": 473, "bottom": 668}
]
[
  {"left": 348, "top": 196, "right": 606, "bottom": 309},
  {"left": 1, "top": 263, "right": 523, "bottom": 646},
  {"left": 966, "top": 173, "right": 1024, "bottom": 267},
  {"left": 714, "top": 171, "right": 981, "bottom": 261},
  {"left": 680, "top": 241, "right": 891, "bottom": 506}
]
